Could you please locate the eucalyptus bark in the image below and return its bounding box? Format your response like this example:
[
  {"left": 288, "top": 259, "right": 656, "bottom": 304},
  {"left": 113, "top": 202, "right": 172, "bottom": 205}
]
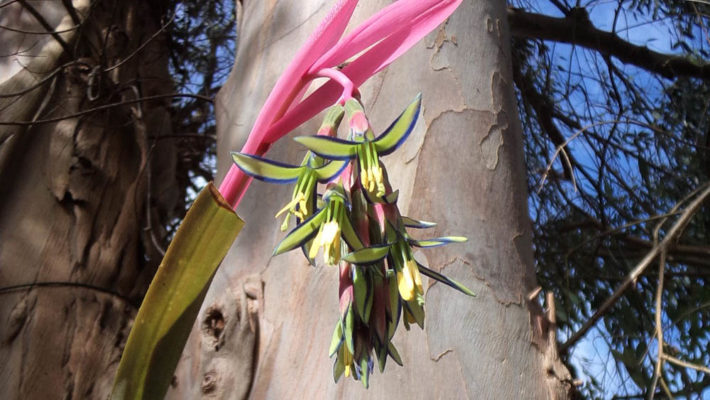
[
  {"left": 172, "top": 0, "right": 572, "bottom": 399},
  {"left": 0, "top": 1, "right": 177, "bottom": 398}
]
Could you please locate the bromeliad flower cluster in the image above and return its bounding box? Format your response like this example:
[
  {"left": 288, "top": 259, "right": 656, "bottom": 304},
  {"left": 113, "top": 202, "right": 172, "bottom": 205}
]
[{"left": 232, "top": 94, "right": 474, "bottom": 387}]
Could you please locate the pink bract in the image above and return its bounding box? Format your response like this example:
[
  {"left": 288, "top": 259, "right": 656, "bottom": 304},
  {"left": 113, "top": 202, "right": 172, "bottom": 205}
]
[{"left": 219, "top": 0, "right": 461, "bottom": 209}]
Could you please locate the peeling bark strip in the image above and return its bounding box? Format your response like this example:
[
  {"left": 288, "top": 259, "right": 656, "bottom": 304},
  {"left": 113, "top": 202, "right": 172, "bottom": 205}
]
[
  {"left": 171, "top": 0, "right": 572, "bottom": 398},
  {"left": 0, "top": 1, "right": 177, "bottom": 399}
]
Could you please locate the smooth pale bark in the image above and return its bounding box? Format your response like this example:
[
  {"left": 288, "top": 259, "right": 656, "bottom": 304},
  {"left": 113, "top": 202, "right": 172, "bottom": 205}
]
[
  {"left": 0, "top": 2, "right": 177, "bottom": 398},
  {"left": 171, "top": 0, "right": 572, "bottom": 399}
]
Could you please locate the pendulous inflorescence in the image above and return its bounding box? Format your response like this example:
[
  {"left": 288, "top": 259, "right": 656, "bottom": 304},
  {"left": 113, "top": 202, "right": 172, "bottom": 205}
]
[{"left": 231, "top": 94, "right": 474, "bottom": 388}]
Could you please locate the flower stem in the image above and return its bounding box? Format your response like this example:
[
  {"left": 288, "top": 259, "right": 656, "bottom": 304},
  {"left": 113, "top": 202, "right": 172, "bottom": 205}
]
[{"left": 313, "top": 68, "right": 355, "bottom": 105}]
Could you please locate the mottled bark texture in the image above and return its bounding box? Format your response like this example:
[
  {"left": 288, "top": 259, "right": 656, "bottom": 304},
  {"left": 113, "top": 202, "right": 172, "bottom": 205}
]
[
  {"left": 171, "top": 0, "right": 572, "bottom": 399},
  {"left": 0, "top": 1, "right": 177, "bottom": 398}
]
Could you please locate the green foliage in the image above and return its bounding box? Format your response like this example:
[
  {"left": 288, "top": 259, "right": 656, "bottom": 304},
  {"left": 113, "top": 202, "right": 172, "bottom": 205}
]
[
  {"left": 512, "top": 0, "right": 710, "bottom": 397},
  {"left": 111, "top": 184, "right": 243, "bottom": 400}
]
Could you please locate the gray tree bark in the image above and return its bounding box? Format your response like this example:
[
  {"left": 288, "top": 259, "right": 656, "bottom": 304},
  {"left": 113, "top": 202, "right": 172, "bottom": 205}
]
[
  {"left": 172, "top": 0, "right": 572, "bottom": 399},
  {"left": 0, "top": 1, "right": 177, "bottom": 398}
]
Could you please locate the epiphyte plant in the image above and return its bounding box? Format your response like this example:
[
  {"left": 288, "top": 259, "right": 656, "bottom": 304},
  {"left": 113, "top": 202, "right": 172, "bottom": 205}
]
[
  {"left": 232, "top": 94, "right": 474, "bottom": 387},
  {"left": 111, "top": 0, "right": 472, "bottom": 398}
]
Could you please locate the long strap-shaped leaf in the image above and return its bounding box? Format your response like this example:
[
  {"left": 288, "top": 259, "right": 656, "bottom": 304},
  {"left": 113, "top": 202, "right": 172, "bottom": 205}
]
[{"left": 111, "top": 183, "right": 244, "bottom": 400}]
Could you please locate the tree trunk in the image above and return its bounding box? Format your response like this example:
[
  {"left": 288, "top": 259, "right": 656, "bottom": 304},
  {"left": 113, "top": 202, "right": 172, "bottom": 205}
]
[
  {"left": 172, "top": 0, "right": 572, "bottom": 399},
  {"left": 0, "top": 1, "right": 177, "bottom": 398}
]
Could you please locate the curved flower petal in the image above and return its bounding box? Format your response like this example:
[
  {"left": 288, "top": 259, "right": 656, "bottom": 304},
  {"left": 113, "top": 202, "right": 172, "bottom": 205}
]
[
  {"left": 401, "top": 216, "right": 437, "bottom": 229},
  {"left": 231, "top": 152, "right": 303, "bottom": 183},
  {"left": 417, "top": 262, "right": 475, "bottom": 297},
  {"left": 315, "top": 159, "right": 349, "bottom": 182},
  {"left": 408, "top": 236, "right": 467, "bottom": 248},
  {"left": 273, "top": 206, "right": 328, "bottom": 256},
  {"left": 374, "top": 93, "right": 421, "bottom": 155},
  {"left": 342, "top": 244, "right": 391, "bottom": 265},
  {"left": 294, "top": 135, "right": 359, "bottom": 159}
]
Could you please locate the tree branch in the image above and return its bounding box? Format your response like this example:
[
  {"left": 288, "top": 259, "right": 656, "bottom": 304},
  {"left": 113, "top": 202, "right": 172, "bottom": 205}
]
[
  {"left": 0, "top": 93, "right": 213, "bottom": 126},
  {"left": 560, "top": 183, "right": 710, "bottom": 353},
  {"left": 18, "top": 0, "right": 73, "bottom": 56},
  {"left": 508, "top": 7, "right": 710, "bottom": 80}
]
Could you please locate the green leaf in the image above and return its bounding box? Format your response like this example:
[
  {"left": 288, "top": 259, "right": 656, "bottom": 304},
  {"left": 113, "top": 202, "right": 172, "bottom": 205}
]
[
  {"left": 374, "top": 93, "right": 421, "bottom": 155},
  {"left": 409, "top": 236, "right": 467, "bottom": 248},
  {"left": 294, "top": 135, "right": 358, "bottom": 160},
  {"left": 329, "top": 320, "right": 344, "bottom": 357},
  {"left": 273, "top": 207, "right": 327, "bottom": 256},
  {"left": 342, "top": 245, "right": 390, "bottom": 264},
  {"left": 111, "top": 183, "right": 243, "bottom": 400},
  {"left": 231, "top": 152, "right": 303, "bottom": 183}
]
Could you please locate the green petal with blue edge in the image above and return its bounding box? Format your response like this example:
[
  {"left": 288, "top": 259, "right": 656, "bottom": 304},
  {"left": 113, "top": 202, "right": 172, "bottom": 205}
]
[
  {"left": 344, "top": 305, "right": 355, "bottom": 354},
  {"left": 329, "top": 320, "right": 344, "bottom": 357},
  {"left": 382, "top": 190, "right": 399, "bottom": 204},
  {"left": 314, "top": 159, "right": 348, "bottom": 182},
  {"left": 417, "top": 262, "right": 475, "bottom": 297},
  {"left": 409, "top": 236, "right": 467, "bottom": 248},
  {"left": 404, "top": 298, "right": 425, "bottom": 329},
  {"left": 376, "top": 343, "right": 388, "bottom": 372},
  {"left": 342, "top": 244, "right": 390, "bottom": 264},
  {"left": 231, "top": 152, "right": 303, "bottom": 183},
  {"left": 353, "top": 266, "right": 367, "bottom": 321},
  {"left": 360, "top": 358, "right": 370, "bottom": 388},
  {"left": 387, "top": 342, "right": 403, "bottom": 366},
  {"left": 294, "top": 135, "right": 359, "bottom": 160},
  {"left": 333, "top": 352, "right": 345, "bottom": 382},
  {"left": 272, "top": 207, "right": 327, "bottom": 256},
  {"left": 374, "top": 93, "right": 422, "bottom": 155},
  {"left": 401, "top": 216, "right": 437, "bottom": 229},
  {"left": 386, "top": 270, "right": 400, "bottom": 340},
  {"left": 363, "top": 272, "right": 374, "bottom": 322},
  {"left": 339, "top": 213, "right": 364, "bottom": 250}
]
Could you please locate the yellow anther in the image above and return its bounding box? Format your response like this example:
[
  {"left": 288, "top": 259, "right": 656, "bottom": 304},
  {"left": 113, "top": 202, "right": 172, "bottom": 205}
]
[
  {"left": 343, "top": 346, "right": 353, "bottom": 377},
  {"left": 321, "top": 220, "right": 342, "bottom": 265}
]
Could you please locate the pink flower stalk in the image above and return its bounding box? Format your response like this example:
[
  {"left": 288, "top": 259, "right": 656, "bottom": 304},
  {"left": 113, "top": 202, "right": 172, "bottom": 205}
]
[{"left": 219, "top": 0, "right": 462, "bottom": 209}]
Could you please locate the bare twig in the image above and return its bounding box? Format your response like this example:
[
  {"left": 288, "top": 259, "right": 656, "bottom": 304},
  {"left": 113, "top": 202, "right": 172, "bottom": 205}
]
[
  {"left": 104, "top": 12, "right": 175, "bottom": 73},
  {"left": 17, "top": 0, "right": 73, "bottom": 56},
  {"left": 560, "top": 183, "right": 710, "bottom": 353},
  {"left": 662, "top": 354, "right": 710, "bottom": 375},
  {"left": 0, "top": 61, "right": 85, "bottom": 98},
  {"left": 649, "top": 234, "right": 668, "bottom": 399},
  {"left": 0, "top": 92, "right": 213, "bottom": 126},
  {"left": 0, "top": 23, "right": 79, "bottom": 35},
  {"left": 0, "top": 281, "right": 138, "bottom": 309}
]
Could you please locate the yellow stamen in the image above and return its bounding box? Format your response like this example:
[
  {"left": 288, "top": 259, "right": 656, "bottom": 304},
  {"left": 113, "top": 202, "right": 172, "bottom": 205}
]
[
  {"left": 309, "top": 226, "right": 324, "bottom": 259},
  {"left": 275, "top": 193, "right": 302, "bottom": 219},
  {"left": 343, "top": 346, "right": 353, "bottom": 377},
  {"left": 321, "top": 220, "right": 342, "bottom": 265}
]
